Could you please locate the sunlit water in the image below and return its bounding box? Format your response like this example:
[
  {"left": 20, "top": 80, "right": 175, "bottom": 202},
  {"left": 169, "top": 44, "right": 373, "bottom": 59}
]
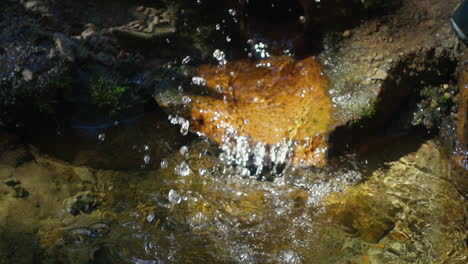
[{"left": 0, "top": 2, "right": 467, "bottom": 264}]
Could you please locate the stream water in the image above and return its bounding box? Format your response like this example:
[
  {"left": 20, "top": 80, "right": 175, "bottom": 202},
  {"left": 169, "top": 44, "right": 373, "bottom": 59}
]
[
  {"left": 0, "top": 1, "right": 467, "bottom": 264},
  {"left": 0, "top": 107, "right": 466, "bottom": 264}
]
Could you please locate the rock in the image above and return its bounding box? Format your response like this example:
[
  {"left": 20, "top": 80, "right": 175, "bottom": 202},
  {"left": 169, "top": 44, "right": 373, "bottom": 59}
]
[
  {"left": 110, "top": 7, "right": 175, "bottom": 43},
  {"left": 158, "top": 56, "right": 332, "bottom": 167},
  {"left": 321, "top": 0, "right": 459, "bottom": 151},
  {"left": 12, "top": 185, "right": 29, "bottom": 198},
  {"left": 72, "top": 167, "right": 96, "bottom": 183},
  {"left": 63, "top": 191, "right": 102, "bottom": 215},
  {"left": 80, "top": 26, "right": 97, "bottom": 40},
  {"left": 372, "top": 69, "right": 388, "bottom": 80},
  {"left": 4, "top": 178, "right": 21, "bottom": 187},
  {"left": 325, "top": 188, "right": 396, "bottom": 243},
  {"left": 54, "top": 33, "right": 77, "bottom": 62},
  {"left": 21, "top": 69, "right": 33, "bottom": 81},
  {"left": 54, "top": 32, "right": 91, "bottom": 62},
  {"left": 342, "top": 30, "right": 351, "bottom": 38},
  {"left": 0, "top": 148, "right": 33, "bottom": 167}
]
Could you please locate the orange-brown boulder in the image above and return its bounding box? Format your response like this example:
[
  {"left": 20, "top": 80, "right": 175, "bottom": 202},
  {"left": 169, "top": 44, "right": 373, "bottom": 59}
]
[{"left": 188, "top": 56, "right": 333, "bottom": 167}]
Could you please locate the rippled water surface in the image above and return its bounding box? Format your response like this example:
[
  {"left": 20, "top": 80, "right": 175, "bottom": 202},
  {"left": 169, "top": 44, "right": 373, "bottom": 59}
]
[
  {"left": 0, "top": 1, "right": 467, "bottom": 263},
  {"left": 0, "top": 123, "right": 466, "bottom": 264}
]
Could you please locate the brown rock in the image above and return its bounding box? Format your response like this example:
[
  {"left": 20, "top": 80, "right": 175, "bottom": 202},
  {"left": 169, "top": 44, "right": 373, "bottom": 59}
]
[{"left": 188, "top": 56, "right": 333, "bottom": 166}]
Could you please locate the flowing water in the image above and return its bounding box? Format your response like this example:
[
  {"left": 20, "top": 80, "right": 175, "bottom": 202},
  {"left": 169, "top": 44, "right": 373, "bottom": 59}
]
[{"left": 0, "top": 1, "right": 467, "bottom": 264}]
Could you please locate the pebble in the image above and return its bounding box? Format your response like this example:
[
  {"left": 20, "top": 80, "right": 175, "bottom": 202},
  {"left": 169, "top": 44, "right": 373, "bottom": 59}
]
[
  {"left": 343, "top": 30, "right": 351, "bottom": 38},
  {"left": 73, "top": 167, "right": 96, "bottom": 183},
  {"left": 4, "top": 178, "right": 20, "bottom": 187},
  {"left": 12, "top": 185, "right": 28, "bottom": 198},
  {"left": 21, "top": 68, "right": 33, "bottom": 81},
  {"left": 373, "top": 69, "right": 388, "bottom": 80}
]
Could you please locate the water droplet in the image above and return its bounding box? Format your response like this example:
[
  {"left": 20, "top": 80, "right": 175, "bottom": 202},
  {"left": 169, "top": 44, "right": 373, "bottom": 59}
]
[
  {"left": 98, "top": 133, "right": 106, "bottom": 141},
  {"left": 198, "top": 168, "right": 207, "bottom": 176},
  {"left": 168, "top": 189, "right": 182, "bottom": 204},
  {"left": 161, "top": 159, "right": 169, "bottom": 168},
  {"left": 146, "top": 213, "right": 155, "bottom": 223},
  {"left": 180, "top": 119, "right": 189, "bottom": 136},
  {"left": 213, "top": 49, "right": 225, "bottom": 61},
  {"left": 182, "top": 96, "right": 192, "bottom": 104},
  {"left": 215, "top": 24, "right": 221, "bottom": 30},
  {"left": 191, "top": 76, "right": 206, "bottom": 86},
  {"left": 175, "top": 161, "right": 191, "bottom": 177},
  {"left": 228, "top": 9, "right": 236, "bottom": 16},
  {"left": 181, "top": 56, "right": 191, "bottom": 64},
  {"left": 143, "top": 154, "right": 151, "bottom": 164},
  {"left": 179, "top": 146, "right": 189, "bottom": 156},
  {"left": 226, "top": 35, "right": 231, "bottom": 42},
  {"left": 144, "top": 145, "right": 150, "bottom": 151},
  {"left": 299, "top": 16, "right": 307, "bottom": 24}
]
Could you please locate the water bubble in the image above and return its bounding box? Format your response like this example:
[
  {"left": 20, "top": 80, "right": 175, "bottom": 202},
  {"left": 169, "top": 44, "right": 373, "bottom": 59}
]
[
  {"left": 226, "top": 36, "right": 231, "bottom": 42},
  {"left": 168, "top": 189, "right": 182, "bottom": 204},
  {"left": 198, "top": 168, "right": 207, "bottom": 176},
  {"left": 278, "top": 250, "right": 302, "bottom": 264},
  {"left": 229, "top": 9, "right": 236, "bottom": 16},
  {"left": 213, "top": 49, "right": 225, "bottom": 61},
  {"left": 144, "top": 145, "right": 150, "bottom": 151},
  {"left": 161, "top": 159, "right": 169, "bottom": 168},
  {"left": 143, "top": 154, "right": 151, "bottom": 164},
  {"left": 181, "top": 56, "right": 191, "bottom": 64},
  {"left": 182, "top": 96, "right": 192, "bottom": 104},
  {"left": 179, "top": 146, "right": 189, "bottom": 156},
  {"left": 146, "top": 213, "right": 155, "bottom": 223},
  {"left": 299, "top": 16, "right": 307, "bottom": 24},
  {"left": 191, "top": 76, "right": 206, "bottom": 86},
  {"left": 114, "top": 121, "right": 119, "bottom": 126},
  {"left": 98, "top": 133, "right": 106, "bottom": 141},
  {"left": 180, "top": 119, "right": 189, "bottom": 136},
  {"left": 215, "top": 24, "right": 221, "bottom": 30},
  {"left": 175, "top": 161, "right": 191, "bottom": 177}
]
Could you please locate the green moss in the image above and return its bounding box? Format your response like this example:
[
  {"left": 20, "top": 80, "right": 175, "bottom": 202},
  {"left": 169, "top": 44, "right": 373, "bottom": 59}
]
[
  {"left": 90, "top": 77, "right": 127, "bottom": 111},
  {"left": 412, "top": 83, "right": 457, "bottom": 128},
  {"left": 346, "top": 98, "right": 380, "bottom": 128}
]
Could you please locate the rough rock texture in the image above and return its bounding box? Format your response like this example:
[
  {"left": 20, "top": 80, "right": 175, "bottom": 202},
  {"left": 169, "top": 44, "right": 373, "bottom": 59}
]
[
  {"left": 186, "top": 56, "right": 332, "bottom": 167},
  {"left": 321, "top": 0, "right": 459, "bottom": 123}
]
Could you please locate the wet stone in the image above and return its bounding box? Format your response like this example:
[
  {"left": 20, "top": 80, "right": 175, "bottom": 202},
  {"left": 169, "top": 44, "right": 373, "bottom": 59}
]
[
  {"left": 158, "top": 56, "right": 333, "bottom": 167},
  {"left": 12, "top": 185, "right": 29, "bottom": 198},
  {"left": 72, "top": 166, "right": 96, "bottom": 184},
  {"left": 63, "top": 191, "right": 102, "bottom": 215},
  {"left": 4, "top": 178, "right": 21, "bottom": 187}
]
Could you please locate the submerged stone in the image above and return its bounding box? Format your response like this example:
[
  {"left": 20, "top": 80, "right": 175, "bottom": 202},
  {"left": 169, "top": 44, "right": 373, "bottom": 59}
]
[{"left": 63, "top": 191, "right": 102, "bottom": 216}]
